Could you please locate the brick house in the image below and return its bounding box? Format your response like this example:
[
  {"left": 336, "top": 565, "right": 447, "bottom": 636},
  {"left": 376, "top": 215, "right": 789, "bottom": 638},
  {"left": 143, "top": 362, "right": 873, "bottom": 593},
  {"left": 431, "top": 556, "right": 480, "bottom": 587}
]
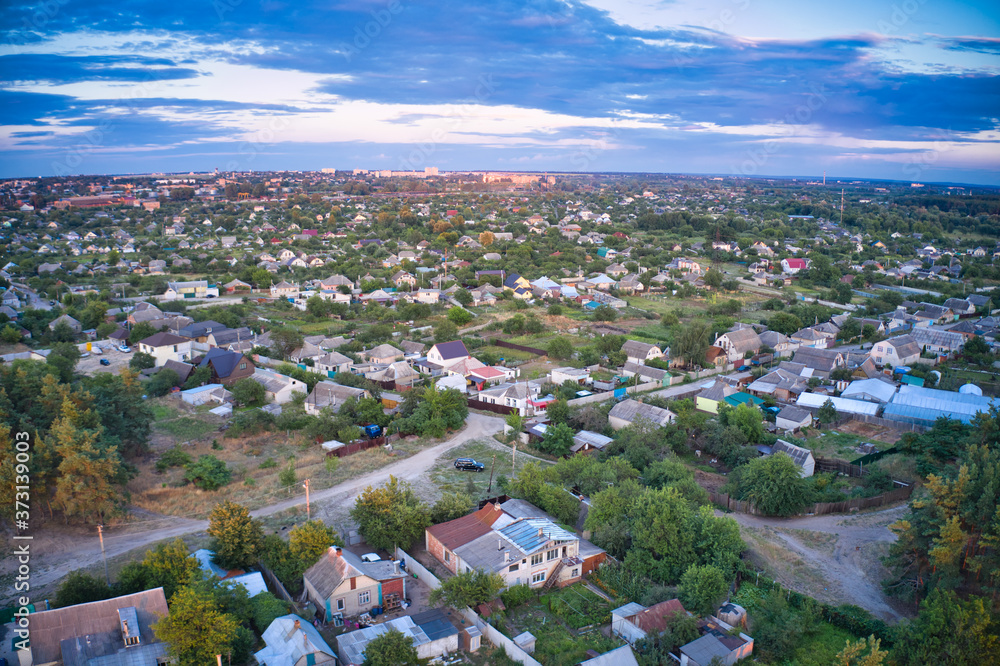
[
  {"left": 304, "top": 547, "right": 407, "bottom": 622},
  {"left": 198, "top": 348, "right": 255, "bottom": 385}
]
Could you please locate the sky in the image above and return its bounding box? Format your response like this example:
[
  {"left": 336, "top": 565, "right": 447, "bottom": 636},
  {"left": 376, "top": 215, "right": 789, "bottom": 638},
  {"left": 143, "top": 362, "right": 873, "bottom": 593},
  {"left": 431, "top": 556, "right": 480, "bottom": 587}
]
[{"left": 1, "top": 0, "right": 999, "bottom": 184}]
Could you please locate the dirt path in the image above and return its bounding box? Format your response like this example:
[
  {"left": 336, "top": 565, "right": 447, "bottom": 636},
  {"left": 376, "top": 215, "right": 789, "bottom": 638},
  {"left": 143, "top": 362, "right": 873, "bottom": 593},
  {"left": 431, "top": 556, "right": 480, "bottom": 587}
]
[
  {"left": 7, "top": 413, "right": 505, "bottom": 603},
  {"left": 728, "top": 505, "right": 909, "bottom": 621}
]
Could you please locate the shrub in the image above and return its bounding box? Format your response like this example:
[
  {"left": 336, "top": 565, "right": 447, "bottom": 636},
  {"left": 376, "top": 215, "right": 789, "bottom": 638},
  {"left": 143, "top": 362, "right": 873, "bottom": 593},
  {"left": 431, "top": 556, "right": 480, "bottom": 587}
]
[
  {"left": 184, "top": 454, "right": 232, "bottom": 490},
  {"left": 155, "top": 446, "right": 193, "bottom": 472},
  {"left": 500, "top": 584, "right": 536, "bottom": 609}
]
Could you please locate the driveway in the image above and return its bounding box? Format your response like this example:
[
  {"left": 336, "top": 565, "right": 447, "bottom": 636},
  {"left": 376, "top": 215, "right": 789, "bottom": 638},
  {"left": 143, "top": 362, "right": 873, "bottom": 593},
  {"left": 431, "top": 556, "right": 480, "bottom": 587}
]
[
  {"left": 11, "top": 413, "right": 506, "bottom": 600},
  {"left": 76, "top": 343, "right": 134, "bottom": 376}
]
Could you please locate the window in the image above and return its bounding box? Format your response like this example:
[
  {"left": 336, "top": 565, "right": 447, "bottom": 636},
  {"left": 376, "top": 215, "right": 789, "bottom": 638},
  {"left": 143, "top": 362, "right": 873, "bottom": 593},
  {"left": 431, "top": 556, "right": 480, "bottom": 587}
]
[
  {"left": 172, "top": 345, "right": 177, "bottom": 352},
  {"left": 547, "top": 549, "right": 559, "bottom": 561},
  {"left": 571, "top": 568, "right": 579, "bottom": 578},
  {"left": 532, "top": 571, "right": 546, "bottom": 584},
  {"left": 240, "top": 363, "right": 247, "bottom": 370},
  {"left": 444, "top": 550, "right": 451, "bottom": 563},
  {"left": 509, "top": 564, "right": 519, "bottom": 572},
  {"left": 337, "top": 598, "right": 345, "bottom": 611},
  {"left": 358, "top": 590, "right": 370, "bottom": 605},
  {"left": 531, "top": 554, "right": 543, "bottom": 566}
]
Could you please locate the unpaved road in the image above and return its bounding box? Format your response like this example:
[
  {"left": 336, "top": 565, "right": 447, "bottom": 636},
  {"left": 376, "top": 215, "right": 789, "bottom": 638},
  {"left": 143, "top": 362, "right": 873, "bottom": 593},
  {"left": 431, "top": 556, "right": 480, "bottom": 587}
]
[
  {"left": 728, "top": 505, "right": 909, "bottom": 621},
  {"left": 6, "top": 413, "right": 505, "bottom": 603}
]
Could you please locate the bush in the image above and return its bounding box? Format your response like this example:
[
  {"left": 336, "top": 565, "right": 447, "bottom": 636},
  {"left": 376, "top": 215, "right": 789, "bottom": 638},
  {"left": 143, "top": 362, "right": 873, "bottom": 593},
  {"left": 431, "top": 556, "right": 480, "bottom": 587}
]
[
  {"left": 155, "top": 446, "right": 193, "bottom": 472},
  {"left": 227, "top": 409, "right": 275, "bottom": 437},
  {"left": 232, "top": 377, "right": 266, "bottom": 407},
  {"left": 184, "top": 454, "right": 232, "bottom": 490},
  {"left": 500, "top": 584, "right": 537, "bottom": 609},
  {"left": 129, "top": 351, "right": 156, "bottom": 371},
  {"left": 278, "top": 460, "right": 297, "bottom": 488}
]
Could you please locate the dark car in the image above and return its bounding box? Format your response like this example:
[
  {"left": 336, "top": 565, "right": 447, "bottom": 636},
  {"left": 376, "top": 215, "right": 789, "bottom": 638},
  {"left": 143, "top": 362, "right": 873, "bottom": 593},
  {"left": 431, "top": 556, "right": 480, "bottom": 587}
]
[
  {"left": 454, "top": 458, "right": 485, "bottom": 472},
  {"left": 100, "top": 359, "right": 111, "bottom": 366}
]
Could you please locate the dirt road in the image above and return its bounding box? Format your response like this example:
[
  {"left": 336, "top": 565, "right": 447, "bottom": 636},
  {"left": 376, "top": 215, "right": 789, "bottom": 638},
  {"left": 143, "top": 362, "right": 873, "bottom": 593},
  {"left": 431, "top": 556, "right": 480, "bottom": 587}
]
[
  {"left": 10, "top": 413, "right": 505, "bottom": 602},
  {"left": 728, "top": 505, "right": 909, "bottom": 621}
]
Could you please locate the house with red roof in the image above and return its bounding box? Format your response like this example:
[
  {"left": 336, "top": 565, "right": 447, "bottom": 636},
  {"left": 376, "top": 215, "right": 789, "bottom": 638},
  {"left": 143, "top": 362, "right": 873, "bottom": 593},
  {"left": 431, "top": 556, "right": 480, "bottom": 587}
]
[{"left": 780, "top": 257, "right": 808, "bottom": 274}]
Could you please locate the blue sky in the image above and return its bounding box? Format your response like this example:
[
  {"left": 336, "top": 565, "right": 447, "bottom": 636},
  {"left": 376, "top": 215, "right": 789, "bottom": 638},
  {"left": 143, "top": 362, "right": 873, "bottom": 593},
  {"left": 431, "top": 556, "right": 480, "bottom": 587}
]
[{"left": 1, "top": 0, "right": 998, "bottom": 184}]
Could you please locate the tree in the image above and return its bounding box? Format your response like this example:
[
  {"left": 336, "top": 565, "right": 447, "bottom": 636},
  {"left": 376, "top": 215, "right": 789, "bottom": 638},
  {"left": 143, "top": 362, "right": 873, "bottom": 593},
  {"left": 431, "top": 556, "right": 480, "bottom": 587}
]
[
  {"left": 454, "top": 289, "right": 473, "bottom": 307},
  {"left": 724, "top": 453, "right": 810, "bottom": 516},
  {"left": 720, "top": 402, "right": 765, "bottom": 444},
  {"left": 184, "top": 454, "right": 232, "bottom": 490},
  {"left": 429, "top": 568, "right": 505, "bottom": 609},
  {"left": 674, "top": 320, "right": 711, "bottom": 368},
  {"left": 766, "top": 312, "right": 804, "bottom": 336},
  {"left": 84, "top": 369, "right": 154, "bottom": 458},
  {"left": 704, "top": 269, "right": 723, "bottom": 290},
  {"left": 447, "top": 306, "right": 473, "bottom": 326},
  {"left": 146, "top": 368, "right": 180, "bottom": 397},
  {"left": 591, "top": 304, "right": 618, "bottom": 321},
  {"left": 817, "top": 398, "right": 838, "bottom": 424},
  {"left": 51, "top": 320, "right": 76, "bottom": 342},
  {"left": 183, "top": 365, "right": 212, "bottom": 389},
  {"left": 546, "top": 337, "right": 574, "bottom": 360},
  {"left": 891, "top": 589, "right": 999, "bottom": 665},
  {"left": 539, "top": 422, "right": 575, "bottom": 457},
  {"left": 129, "top": 351, "right": 156, "bottom": 371},
  {"left": 431, "top": 491, "right": 474, "bottom": 524},
  {"left": 128, "top": 321, "right": 159, "bottom": 345},
  {"left": 1, "top": 325, "right": 22, "bottom": 344},
  {"left": 153, "top": 586, "right": 239, "bottom": 666},
  {"left": 47, "top": 342, "right": 81, "bottom": 382},
  {"left": 836, "top": 635, "right": 888, "bottom": 666},
  {"left": 434, "top": 319, "right": 458, "bottom": 343},
  {"left": 678, "top": 564, "right": 728, "bottom": 616},
  {"left": 505, "top": 411, "right": 524, "bottom": 443},
  {"left": 231, "top": 377, "right": 266, "bottom": 406},
  {"left": 133, "top": 538, "right": 201, "bottom": 600},
  {"left": 350, "top": 476, "right": 430, "bottom": 551},
  {"left": 361, "top": 629, "right": 422, "bottom": 666},
  {"left": 288, "top": 520, "right": 341, "bottom": 568},
  {"left": 546, "top": 398, "right": 570, "bottom": 425},
  {"left": 479, "top": 230, "right": 495, "bottom": 246},
  {"left": 207, "top": 501, "right": 263, "bottom": 570},
  {"left": 55, "top": 571, "right": 114, "bottom": 608},
  {"left": 269, "top": 327, "right": 304, "bottom": 360}
]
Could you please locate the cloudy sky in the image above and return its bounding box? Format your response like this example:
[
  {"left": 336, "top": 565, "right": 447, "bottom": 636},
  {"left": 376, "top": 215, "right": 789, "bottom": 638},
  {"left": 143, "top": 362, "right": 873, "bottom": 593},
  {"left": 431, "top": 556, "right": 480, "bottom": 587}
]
[{"left": 2, "top": 0, "right": 999, "bottom": 184}]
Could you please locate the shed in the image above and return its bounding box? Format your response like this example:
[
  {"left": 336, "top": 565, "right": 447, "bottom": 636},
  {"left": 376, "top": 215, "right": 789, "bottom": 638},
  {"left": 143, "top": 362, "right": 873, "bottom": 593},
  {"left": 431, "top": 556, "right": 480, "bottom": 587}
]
[
  {"left": 771, "top": 439, "right": 816, "bottom": 477},
  {"left": 775, "top": 406, "right": 812, "bottom": 432}
]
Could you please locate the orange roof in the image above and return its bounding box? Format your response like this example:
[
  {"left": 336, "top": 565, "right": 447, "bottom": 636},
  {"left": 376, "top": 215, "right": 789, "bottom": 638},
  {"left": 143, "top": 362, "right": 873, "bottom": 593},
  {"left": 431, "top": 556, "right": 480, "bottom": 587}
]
[
  {"left": 629, "top": 599, "right": 687, "bottom": 634},
  {"left": 427, "top": 503, "right": 505, "bottom": 550}
]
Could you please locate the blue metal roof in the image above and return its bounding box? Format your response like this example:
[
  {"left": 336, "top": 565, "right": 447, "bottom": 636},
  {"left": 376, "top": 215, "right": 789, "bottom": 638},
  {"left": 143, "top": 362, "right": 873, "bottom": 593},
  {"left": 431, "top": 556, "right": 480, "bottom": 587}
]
[{"left": 498, "top": 518, "right": 576, "bottom": 554}]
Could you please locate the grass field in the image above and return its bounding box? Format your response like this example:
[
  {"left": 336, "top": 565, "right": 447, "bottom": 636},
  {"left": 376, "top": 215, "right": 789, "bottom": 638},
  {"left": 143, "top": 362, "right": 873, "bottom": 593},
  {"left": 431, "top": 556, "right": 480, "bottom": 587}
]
[{"left": 429, "top": 438, "right": 547, "bottom": 501}]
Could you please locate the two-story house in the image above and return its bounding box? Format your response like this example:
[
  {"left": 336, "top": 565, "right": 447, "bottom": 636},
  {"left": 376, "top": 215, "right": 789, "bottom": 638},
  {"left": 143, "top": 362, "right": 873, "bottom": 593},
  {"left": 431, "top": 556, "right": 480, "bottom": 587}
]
[
  {"left": 198, "top": 348, "right": 255, "bottom": 386},
  {"left": 621, "top": 340, "right": 663, "bottom": 365},
  {"left": 872, "top": 334, "right": 921, "bottom": 367},
  {"left": 304, "top": 547, "right": 407, "bottom": 622},
  {"left": 714, "top": 329, "right": 762, "bottom": 363},
  {"left": 137, "top": 332, "right": 194, "bottom": 366},
  {"left": 426, "top": 340, "right": 471, "bottom": 370}
]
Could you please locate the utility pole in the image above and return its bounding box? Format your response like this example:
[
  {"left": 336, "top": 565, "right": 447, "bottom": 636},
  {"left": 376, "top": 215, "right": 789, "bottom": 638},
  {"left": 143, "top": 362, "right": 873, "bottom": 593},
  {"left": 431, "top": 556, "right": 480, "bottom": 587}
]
[
  {"left": 97, "top": 525, "right": 110, "bottom": 585},
  {"left": 512, "top": 442, "right": 517, "bottom": 476},
  {"left": 303, "top": 479, "right": 311, "bottom": 520},
  {"left": 487, "top": 454, "right": 497, "bottom": 494}
]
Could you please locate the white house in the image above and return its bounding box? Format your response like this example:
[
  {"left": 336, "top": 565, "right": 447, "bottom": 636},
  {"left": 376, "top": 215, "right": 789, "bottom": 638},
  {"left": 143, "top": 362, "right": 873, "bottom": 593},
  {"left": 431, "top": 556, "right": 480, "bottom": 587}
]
[
  {"left": 872, "top": 334, "right": 921, "bottom": 367},
  {"left": 161, "top": 280, "right": 219, "bottom": 300},
  {"left": 137, "top": 331, "right": 194, "bottom": 366},
  {"left": 252, "top": 368, "right": 308, "bottom": 404},
  {"left": 621, "top": 340, "right": 662, "bottom": 365},
  {"left": 768, "top": 439, "right": 816, "bottom": 477}
]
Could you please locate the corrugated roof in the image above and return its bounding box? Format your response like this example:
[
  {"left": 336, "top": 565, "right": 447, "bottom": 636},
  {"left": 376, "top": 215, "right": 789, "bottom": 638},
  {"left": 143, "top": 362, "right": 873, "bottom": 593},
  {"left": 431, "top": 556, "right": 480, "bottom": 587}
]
[
  {"left": 795, "top": 392, "right": 880, "bottom": 415},
  {"left": 772, "top": 439, "right": 814, "bottom": 468},
  {"left": 841, "top": 378, "right": 897, "bottom": 403},
  {"left": 426, "top": 503, "right": 505, "bottom": 551},
  {"left": 499, "top": 518, "right": 576, "bottom": 555}
]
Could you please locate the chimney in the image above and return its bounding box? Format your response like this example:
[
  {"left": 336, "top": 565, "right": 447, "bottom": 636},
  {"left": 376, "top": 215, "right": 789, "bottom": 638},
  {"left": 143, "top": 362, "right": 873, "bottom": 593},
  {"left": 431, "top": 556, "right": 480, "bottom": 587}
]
[
  {"left": 504, "top": 551, "right": 510, "bottom": 563},
  {"left": 335, "top": 547, "right": 343, "bottom": 557},
  {"left": 498, "top": 539, "right": 503, "bottom": 551},
  {"left": 537, "top": 527, "right": 544, "bottom": 538},
  {"left": 294, "top": 619, "right": 300, "bottom": 630}
]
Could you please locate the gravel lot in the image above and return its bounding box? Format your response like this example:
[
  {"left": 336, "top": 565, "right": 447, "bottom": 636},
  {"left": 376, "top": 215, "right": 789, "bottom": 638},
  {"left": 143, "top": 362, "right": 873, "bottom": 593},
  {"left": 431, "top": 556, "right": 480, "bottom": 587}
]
[{"left": 76, "top": 342, "right": 134, "bottom": 375}]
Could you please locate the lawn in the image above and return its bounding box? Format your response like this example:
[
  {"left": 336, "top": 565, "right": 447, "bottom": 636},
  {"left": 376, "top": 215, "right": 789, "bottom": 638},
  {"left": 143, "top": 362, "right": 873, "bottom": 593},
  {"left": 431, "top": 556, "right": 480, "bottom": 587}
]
[
  {"left": 799, "top": 430, "right": 870, "bottom": 460},
  {"left": 499, "top": 584, "right": 621, "bottom": 666},
  {"left": 429, "top": 438, "right": 547, "bottom": 501}
]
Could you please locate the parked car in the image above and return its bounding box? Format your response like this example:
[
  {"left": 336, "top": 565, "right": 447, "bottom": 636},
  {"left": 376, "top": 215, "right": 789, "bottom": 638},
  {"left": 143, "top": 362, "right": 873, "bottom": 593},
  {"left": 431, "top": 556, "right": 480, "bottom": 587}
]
[
  {"left": 100, "top": 359, "right": 111, "bottom": 366},
  {"left": 454, "top": 458, "right": 485, "bottom": 472},
  {"left": 79, "top": 352, "right": 90, "bottom": 358},
  {"left": 361, "top": 553, "right": 381, "bottom": 563},
  {"left": 118, "top": 345, "right": 132, "bottom": 353}
]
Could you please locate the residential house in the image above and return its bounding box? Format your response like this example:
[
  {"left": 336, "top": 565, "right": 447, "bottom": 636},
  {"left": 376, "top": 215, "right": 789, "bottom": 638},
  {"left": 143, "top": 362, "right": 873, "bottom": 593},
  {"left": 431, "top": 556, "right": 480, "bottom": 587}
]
[
  {"left": 791, "top": 347, "right": 844, "bottom": 379},
  {"left": 679, "top": 615, "right": 754, "bottom": 666},
  {"left": 391, "top": 270, "right": 417, "bottom": 288},
  {"left": 781, "top": 258, "right": 807, "bottom": 274},
  {"left": 198, "top": 348, "right": 255, "bottom": 386},
  {"left": 48, "top": 313, "right": 82, "bottom": 334},
  {"left": 943, "top": 298, "right": 976, "bottom": 317},
  {"left": 361, "top": 343, "right": 404, "bottom": 364},
  {"left": 426, "top": 340, "right": 471, "bottom": 369},
  {"left": 612, "top": 599, "right": 687, "bottom": 646},
  {"left": 872, "top": 334, "right": 921, "bottom": 367},
  {"left": 758, "top": 330, "right": 797, "bottom": 357},
  {"left": 304, "top": 381, "right": 370, "bottom": 415},
  {"left": 252, "top": 368, "right": 308, "bottom": 404},
  {"left": 775, "top": 406, "right": 812, "bottom": 432},
  {"left": 580, "top": 645, "right": 641, "bottom": 666},
  {"left": 315, "top": 351, "right": 354, "bottom": 377},
  {"left": 790, "top": 327, "right": 829, "bottom": 349},
  {"left": 909, "top": 327, "right": 965, "bottom": 356},
  {"left": 270, "top": 280, "right": 299, "bottom": 297},
  {"left": 714, "top": 329, "right": 762, "bottom": 363},
  {"left": 304, "top": 546, "right": 408, "bottom": 622},
  {"left": 162, "top": 280, "right": 219, "bottom": 300},
  {"left": 695, "top": 380, "right": 740, "bottom": 414},
  {"left": 621, "top": 340, "right": 663, "bottom": 365},
  {"left": 476, "top": 382, "right": 534, "bottom": 416},
  {"left": 570, "top": 430, "right": 614, "bottom": 455},
  {"left": 336, "top": 611, "right": 458, "bottom": 666},
  {"left": 747, "top": 367, "right": 810, "bottom": 401},
  {"left": 28, "top": 588, "right": 170, "bottom": 666},
  {"left": 766, "top": 439, "right": 816, "bottom": 477},
  {"left": 178, "top": 320, "right": 228, "bottom": 343},
  {"left": 137, "top": 331, "right": 194, "bottom": 366},
  {"left": 608, "top": 399, "right": 675, "bottom": 430}
]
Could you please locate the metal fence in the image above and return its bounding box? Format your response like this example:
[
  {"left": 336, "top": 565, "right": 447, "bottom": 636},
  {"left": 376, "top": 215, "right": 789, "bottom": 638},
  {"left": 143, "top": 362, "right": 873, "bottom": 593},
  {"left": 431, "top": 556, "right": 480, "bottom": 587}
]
[
  {"left": 324, "top": 433, "right": 399, "bottom": 458},
  {"left": 467, "top": 398, "right": 517, "bottom": 415}
]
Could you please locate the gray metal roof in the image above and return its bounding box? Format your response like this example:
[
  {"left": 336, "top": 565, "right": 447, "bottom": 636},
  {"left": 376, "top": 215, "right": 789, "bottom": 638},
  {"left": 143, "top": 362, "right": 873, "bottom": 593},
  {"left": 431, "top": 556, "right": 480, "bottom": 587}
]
[
  {"left": 499, "top": 518, "right": 577, "bottom": 555},
  {"left": 772, "top": 439, "right": 814, "bottom": 468},
  {"left": 681, "top": 634, "right": 733, "bottom": 665}
]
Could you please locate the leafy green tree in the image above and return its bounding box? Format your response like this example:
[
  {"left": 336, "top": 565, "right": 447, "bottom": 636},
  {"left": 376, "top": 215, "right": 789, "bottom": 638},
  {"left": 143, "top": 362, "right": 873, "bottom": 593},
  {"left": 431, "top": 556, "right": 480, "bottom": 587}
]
[
  {"left": 546, "top": 337, "right": 574, "bottom": 360},
  {"left": 891, "top": 589, "right": 999, "bottom": 665},
  {"left": 250, "top": 592, "right": 290, "bottom": 635},
  {"left": 546, "top": 398, "right": 570, "bottom": 425},
  {"left": 153, "top": 586, "right": 239, "bottom": 666},
  {"left": 434, "top": 319, "right": 458, "bottom": 342},
  {"left": 674, "top": 319, "right": 711, "bottom": 368},
  {"left": 634, "top": 612, "right": 699, "bottom": 663},
  {"left": 128, "top": 321, "right": 159, "bottom": 345},
  {"left": 504, "top": 411, "right": 524, "bottom": 443},
  {"left": 231, "top": 377, "right": 266, "bottom": 406},
  {"left": 55, "top": 571, "right": 114, "bottom": 608},
  {"left": 836, "top": 635, "right": 888, "bottom": 666},
  {"left": 1, "top": 325, "right": 22, "bottom": 344},
  {"left": 719, "top": 402, "right": 765, "bottom": 444},
  {"left": 447, "top": 306, "right": 473, "bottom": 325},
  {"left": 146, "top": 368, "right": 180, "bottom": 397},
  {"left": 129, "top": 351, "right": 156, "bottom": 371},
  {"left": 678, "top": 564, "right": 728, "bottom": 616},
  {"left": 454, "top": 289, "right": 473, "bottom": 307},
  {"left": 724, "top": 453, "right": 810, "bottom": 516},
  {"left": 288, "top": 520, "right": 341, "bottom": 568},
  {"left": 751, "top": 591, "right": 805, "bottom": 663},
  {"left": 183, "top": 365, "right": 212, "bottom": 389},
  {"left": 207, "top": 501, "right": 263, "bottom": 570},
  {"left": 269, "top": 327, "right": 304, "bottom": 360},
  {"left": 350, "top": 476, "right": 430, "bottom": 551},
  {"left": 704, "top": 268, "right": 723, "bottom": 289},
  {"left": 766, "top": 312, "right": 803, "bottom": 336},
  {"left": 84, "top": 369, "right": 154, "bottom": 457},
  {"left": 430, "top": 491, "right": 474, "bottom": 523},
  {"left": 361, "top": 629, "right": 422, "bottom": 666},
  {"left": 51, "top": 320, "right": 77, "bottom": 342},
  {"left": 185, "top": 454, "right": 232, "bottom": 490},
  {"left": 137, "top": 538, "right": 200, "bottom": 600},
  {"left": 539, "top": 422, "right": 575, "bottom": 457},
  {"left": 429, "top": 568, "right": 506, "bottom": 609},
  {"left": 47, "top": 342, "right": 81, "bottom": 382}
]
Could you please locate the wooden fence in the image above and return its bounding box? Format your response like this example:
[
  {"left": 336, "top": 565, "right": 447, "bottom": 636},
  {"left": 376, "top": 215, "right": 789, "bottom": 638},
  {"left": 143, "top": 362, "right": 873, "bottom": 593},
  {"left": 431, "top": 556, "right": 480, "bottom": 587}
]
[
  {"left": 710, "top": 483, "right": 914, "bottom": 516},
  {"left": 494, "top": 340, "right": 547, "bottom": 356},
  {"left": 324, "top": 433, "right": 399, "bottom": 458},
  {"left": 814, "top": 456, "right": 867, "bottom": 478},
  {"left": 467, "top": 398, "right": 517, "bottom": 415}
]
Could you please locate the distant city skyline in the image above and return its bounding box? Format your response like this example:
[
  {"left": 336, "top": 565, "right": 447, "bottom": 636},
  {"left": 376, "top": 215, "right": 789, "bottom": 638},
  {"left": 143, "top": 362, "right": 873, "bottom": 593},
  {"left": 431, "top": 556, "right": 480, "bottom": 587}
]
[{"left": 1, "top": 0, "right": 998, "bottom": 184}]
